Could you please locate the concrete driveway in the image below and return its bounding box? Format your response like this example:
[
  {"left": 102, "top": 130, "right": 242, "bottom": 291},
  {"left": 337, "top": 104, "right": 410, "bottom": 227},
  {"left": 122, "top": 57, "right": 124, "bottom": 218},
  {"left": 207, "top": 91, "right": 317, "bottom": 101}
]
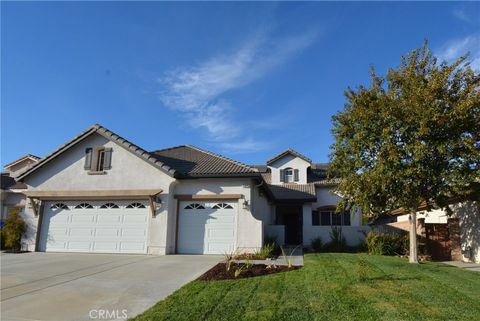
[{"left": 1, "top": 252, "right": 220, "bottom": 321}]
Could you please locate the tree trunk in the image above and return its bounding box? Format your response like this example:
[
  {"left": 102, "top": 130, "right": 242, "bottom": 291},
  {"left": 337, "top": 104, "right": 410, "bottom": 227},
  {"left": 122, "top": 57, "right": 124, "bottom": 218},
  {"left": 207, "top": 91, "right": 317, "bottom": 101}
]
[{"left": 409, "top": 212, "right": 419, "bottom": 263}]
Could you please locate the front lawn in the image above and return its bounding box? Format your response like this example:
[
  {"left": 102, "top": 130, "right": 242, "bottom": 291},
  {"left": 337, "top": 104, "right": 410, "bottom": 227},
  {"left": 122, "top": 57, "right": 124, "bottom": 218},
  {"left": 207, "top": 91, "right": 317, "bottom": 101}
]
[{"left": 131, "top": 253, "right": 480, "bottom": 321}]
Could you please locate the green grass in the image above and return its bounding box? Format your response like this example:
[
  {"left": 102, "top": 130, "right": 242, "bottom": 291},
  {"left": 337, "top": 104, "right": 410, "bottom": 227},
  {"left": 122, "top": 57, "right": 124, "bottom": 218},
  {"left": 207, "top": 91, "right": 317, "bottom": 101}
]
[{"left": 131, "top": 253, "right": 480, "bottom": 321}]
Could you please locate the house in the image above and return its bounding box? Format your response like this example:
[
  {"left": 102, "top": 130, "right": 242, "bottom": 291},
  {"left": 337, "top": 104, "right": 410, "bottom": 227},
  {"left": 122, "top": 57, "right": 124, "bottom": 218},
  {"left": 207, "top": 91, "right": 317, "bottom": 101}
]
[
  {"left": 376, "top": 202, "right": 480, "bottom": 263},
  {"left": 1, "top": 155, "right": 40, "bottom": 221},
  {"left": 15, "top": 124, "right": 368, "bottom": 255}
]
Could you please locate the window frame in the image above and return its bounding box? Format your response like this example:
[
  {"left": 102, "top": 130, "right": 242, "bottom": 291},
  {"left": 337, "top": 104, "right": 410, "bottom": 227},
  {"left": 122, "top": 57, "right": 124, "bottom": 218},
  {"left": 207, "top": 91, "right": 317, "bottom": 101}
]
[
  {"left": 313, "top": 209, "right": 351, "bottom": 226},
  {"left": 284, "top": 168, "right": 294, "bottom": 183}
]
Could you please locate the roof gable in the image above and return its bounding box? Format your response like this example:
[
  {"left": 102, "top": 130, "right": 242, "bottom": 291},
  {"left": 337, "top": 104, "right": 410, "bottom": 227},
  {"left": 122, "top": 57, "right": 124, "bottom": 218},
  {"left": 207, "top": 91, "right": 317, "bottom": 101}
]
[
  {"left": 17, "top": 124, "right": 176, "bottom": 180},
  {"left": 4, "top": 154, "right": 40, "bottom": 169},
  {"left": 267, "top": 149, "right": 312, "bottom": 165}
]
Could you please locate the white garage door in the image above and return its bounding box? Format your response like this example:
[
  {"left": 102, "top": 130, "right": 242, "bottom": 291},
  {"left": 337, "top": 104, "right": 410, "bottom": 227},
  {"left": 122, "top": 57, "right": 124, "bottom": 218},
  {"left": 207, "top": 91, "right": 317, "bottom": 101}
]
[
  {"left": 40, "top": 200, "right": 148, "bottom": 254},
  {"left": 177, "top": 201, "right": 236, "bottom": 254}
]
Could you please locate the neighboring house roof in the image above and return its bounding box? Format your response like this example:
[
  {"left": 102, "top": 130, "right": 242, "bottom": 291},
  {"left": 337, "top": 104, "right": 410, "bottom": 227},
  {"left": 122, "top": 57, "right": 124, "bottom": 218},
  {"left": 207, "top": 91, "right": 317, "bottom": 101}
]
[
  {"left": 1, "top": 173, "right": 27, "bottom": 190},
  {"left": 261, "top": 173, "right": 316, "bottom": 202},
  {"left": 3, "top": 154, "right": 40, "bottom": 169},
  {"left": 266, "top": 148, "right": 312, "bottom": 165},
  {"left": 17, "top": 124, "right": 177, "bottom": 180},
  {"left": 307, "top": 165, "right": 341, "bottom": 187},
  {"left": 151, "top": 145, "right": 259, "bottom": 178}
]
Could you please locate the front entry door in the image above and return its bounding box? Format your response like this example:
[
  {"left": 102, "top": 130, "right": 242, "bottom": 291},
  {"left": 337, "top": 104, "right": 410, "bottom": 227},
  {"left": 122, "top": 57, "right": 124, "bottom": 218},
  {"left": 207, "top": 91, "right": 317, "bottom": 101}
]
[{"left": 276, "top": 205, "right": 303, "bottom": 245}]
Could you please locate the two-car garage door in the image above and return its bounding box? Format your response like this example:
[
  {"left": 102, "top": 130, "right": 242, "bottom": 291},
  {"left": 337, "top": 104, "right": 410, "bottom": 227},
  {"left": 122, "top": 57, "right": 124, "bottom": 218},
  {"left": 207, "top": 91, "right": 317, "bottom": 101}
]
[
  {"left": 39, "top": 200, "right": 148, "bottom": 254},
  {"left": 39, "top": 199, "right": 237, "bottom": 255}
]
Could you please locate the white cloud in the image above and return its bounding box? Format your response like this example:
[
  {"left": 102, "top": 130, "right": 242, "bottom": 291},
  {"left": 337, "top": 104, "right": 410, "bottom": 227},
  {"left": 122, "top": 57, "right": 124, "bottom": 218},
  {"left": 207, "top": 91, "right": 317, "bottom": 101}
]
[
  {"left": 437, "top": 34, "right": 480, "bottom": 71},
  {"left": 452, "top": 8, "right": 473, "bottom": 24},
  {"left": 158, "top": 29, "right": 317, "bottom": 152},
  {"left": 218, "top": 137, "right": 269, "bottom": 154}
]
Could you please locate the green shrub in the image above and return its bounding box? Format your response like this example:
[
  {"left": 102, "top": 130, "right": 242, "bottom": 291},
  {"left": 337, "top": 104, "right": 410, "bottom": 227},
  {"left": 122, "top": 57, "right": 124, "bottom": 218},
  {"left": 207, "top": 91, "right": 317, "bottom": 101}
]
[
  {"left": 255, "top": 243, "right": 275, "bottom": 259},
  {"left": 264, "top": 235, "right": 281, "bottom": 255},
  {"left": 311, "top": 237, "right": 323, "bottom": 252},
  {"left": 365, "top": 231, "right": 408, "bottom": 256},
  {"left": 1, "top": 212, "right": 26, "bottom": 252},
  {"left": 324, "top": 226, "right": 347, "bottom": 252}
]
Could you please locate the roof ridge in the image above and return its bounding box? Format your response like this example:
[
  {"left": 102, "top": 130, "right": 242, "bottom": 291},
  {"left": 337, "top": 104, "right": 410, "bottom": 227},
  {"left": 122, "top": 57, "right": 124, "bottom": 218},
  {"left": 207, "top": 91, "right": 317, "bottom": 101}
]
[
  {"left": 150, "top": 145, "right": 189, "bottom": 153},
  {"left": 185, "top": 145, "right": 257, "bottom": 173},
  {"left": 4, "top": 154, "right": 41, "bottom": 168},
  {"left": 267, "top": 148, "right": 312, "bottom": 165}
]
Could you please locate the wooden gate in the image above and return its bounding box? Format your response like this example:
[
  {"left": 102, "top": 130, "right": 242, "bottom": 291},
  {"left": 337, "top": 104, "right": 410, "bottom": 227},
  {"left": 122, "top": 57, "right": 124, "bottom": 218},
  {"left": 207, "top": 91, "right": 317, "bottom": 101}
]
[{"left": 425, "top": 224, "right": 452, "bottom": 261}]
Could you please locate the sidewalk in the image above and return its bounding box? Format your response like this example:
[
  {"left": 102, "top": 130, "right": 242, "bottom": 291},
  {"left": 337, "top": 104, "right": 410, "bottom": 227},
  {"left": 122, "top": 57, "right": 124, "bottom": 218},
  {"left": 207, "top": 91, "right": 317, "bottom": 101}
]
[{"left": 441, "top": 261, "right": 480, "bottom": 272}]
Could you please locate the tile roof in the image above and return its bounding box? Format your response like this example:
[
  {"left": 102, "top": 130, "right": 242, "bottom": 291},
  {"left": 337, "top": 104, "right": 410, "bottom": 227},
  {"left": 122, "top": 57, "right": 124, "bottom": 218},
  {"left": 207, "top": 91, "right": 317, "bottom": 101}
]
[
  {"left": 151, "top": 145, "right": 259, "bottom": 178},
  {"left": 267, "top": 148, "right": 312, "bottom": 165},
  {"left": 1, "top": 173, "right": 27, "bottom": 190},
  {"left": 261, "top": 173, "right": 316, "bottom": 202},
  {"left": 307, "top": 164, "right": 341, "bottom": 186}
]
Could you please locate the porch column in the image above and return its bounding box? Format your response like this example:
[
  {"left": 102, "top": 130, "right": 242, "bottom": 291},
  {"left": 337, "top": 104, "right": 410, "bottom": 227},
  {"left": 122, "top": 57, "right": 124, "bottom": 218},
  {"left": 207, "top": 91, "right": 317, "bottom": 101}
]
[{"left": 302, "top": 203, "right": 312, "bottom": 246}]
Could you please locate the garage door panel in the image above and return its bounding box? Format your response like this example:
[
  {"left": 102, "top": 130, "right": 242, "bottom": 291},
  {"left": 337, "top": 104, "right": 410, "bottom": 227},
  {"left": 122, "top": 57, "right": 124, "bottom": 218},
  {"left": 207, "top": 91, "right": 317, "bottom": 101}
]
[
  {"left": 94, "top": 228, "right": 119, "bottom": 237},
  {"left": 123, "top": 215, "right": 147, "bottom": 224},
  {"left": 40, "top": 201, "right": 148, "bottom": 254},
  {"left": 67, "top": 242, "right": 91, "bottom": 251},
  {"left": 121, "top": 228, "right": 146, "bottom": 238},
  {"left": 93, "top": 242, "right": 118, "bottom": 251},
  {"left": 71, "top": 215, "right": 96, "bottom": 224},
  {"left": 178, "top": 201, "right": 236, "bottom": 254},
  {"left": 97, "top": 215, "right": 122, "bottom": 224}
]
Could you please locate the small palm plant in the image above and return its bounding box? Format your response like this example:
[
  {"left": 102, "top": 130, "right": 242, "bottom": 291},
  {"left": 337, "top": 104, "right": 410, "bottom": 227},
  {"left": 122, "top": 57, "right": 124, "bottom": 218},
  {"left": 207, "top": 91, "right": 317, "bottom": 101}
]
[{"left": 280, "top": 245, "right": 301, "bottom": 269}]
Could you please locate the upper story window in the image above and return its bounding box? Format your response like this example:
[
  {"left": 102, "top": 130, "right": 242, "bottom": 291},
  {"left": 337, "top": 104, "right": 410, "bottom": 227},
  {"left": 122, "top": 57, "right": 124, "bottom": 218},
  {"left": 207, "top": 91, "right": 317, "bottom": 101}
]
[
  {"left": 280, "top": 168, "right": 299, "bottom": 183},
  {"left": 84, "top": 147, "right": 112, "bottom": 173}
]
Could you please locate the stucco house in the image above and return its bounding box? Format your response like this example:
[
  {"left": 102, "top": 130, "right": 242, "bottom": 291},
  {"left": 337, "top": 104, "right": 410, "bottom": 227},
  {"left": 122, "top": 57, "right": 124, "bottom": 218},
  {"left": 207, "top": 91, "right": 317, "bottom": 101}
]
[
  {"left": 15, "top": 124, "right": 368, "bottom": 255},
  {"left": 1, "top": 154, "right": 39, "bottom": 221}
]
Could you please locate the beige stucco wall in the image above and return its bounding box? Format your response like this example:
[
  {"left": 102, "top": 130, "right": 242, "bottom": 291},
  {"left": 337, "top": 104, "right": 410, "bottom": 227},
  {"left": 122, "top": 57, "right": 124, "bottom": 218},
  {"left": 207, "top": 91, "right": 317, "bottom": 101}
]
[
  {"left": 21, "top": 133, "right": 176, "bottom": 254},
  {"left": 174, "top": 178, "right": 263, "bottom": 253},
  {"left": 268, "top": 154, "right": 311, "bottom": 184},
  {"left": 312, "top": 187, "right": 363, "bottom": 226}
]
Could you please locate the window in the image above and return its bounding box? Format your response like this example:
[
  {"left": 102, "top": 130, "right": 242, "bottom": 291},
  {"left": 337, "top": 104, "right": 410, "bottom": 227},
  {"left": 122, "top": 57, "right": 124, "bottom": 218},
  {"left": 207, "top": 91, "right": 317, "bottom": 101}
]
[
  {"left": 51, "top": 203, "right": 69, "bottom": 210},
  {"left": 184, "top": 203, "right": 205, "bottom": 209},
  {"left": 320, "top": 211, "right": 331, "bottom": 225},
  {"left": 312, "top": 210, "right": 319, "bottom": 225},
  {"left": 97, "top": 149, "right": 106, "bottom": 171},
  {"left": 284, "top": 168, "right": 294, "bottom": 183},
  {"left": 100, "top": 203, "right": 119, "bottom": 209},
  {"left": 75, "top": 203, "right": 93, "bottom": 209},
  {"left": 126, "top": 202, "right": 146, "bottom": 209},
  {"left": 212, "top": 203, "right": 233, "bottom": 209},
  {"left": 313, "top": 210, "right": 351, "bottom": 226},
  {"left": 84, "top": 147, "right": 112, "bottom": 172}
]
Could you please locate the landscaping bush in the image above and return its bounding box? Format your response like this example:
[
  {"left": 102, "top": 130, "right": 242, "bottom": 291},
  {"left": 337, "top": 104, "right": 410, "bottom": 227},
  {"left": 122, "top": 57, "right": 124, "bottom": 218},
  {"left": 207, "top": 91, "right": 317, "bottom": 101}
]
[
  {"left": 365, "top": 231, "right": 408, "bottom": 256},
  {"left": 311, "top": 237, "right": 323, "bottom": 252},
  {"left": 264, "top": 235, "right": 281, "bottom": 255},
  {"left": 254, "top": 243, "right": 275, "bottom": 259},
  {"left": 1, "top": 212, "right": 26, "bottom": 252},
  {"left": 323, "top": 226, "right": 347, "bottom": 252}
]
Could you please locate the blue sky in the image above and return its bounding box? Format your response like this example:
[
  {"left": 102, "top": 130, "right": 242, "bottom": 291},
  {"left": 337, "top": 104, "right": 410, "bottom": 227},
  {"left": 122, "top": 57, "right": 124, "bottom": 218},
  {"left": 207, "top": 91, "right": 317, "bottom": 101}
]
[{"left": 2, "top": 2, "right": 479, "bottom": 167}]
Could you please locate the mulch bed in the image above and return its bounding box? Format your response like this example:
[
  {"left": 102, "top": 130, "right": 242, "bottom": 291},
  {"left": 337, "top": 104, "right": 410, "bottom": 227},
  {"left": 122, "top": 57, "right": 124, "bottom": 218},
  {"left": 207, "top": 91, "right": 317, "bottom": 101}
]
[
  {"left": 197, "top": 263, "right": 301, "bottom": 281},
  {"left": 233, "top": 253, "right": 278, "bottom": 260}
]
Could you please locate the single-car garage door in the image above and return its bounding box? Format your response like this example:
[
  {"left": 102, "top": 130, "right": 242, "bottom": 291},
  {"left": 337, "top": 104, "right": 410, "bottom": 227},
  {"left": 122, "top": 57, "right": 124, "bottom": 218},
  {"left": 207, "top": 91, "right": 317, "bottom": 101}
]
[
  {"left": 177, "top": 201, "right": 236, "bottom": 254},
  {"left": 39, "top": 200, "right": 148, "bottom": 254}
]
